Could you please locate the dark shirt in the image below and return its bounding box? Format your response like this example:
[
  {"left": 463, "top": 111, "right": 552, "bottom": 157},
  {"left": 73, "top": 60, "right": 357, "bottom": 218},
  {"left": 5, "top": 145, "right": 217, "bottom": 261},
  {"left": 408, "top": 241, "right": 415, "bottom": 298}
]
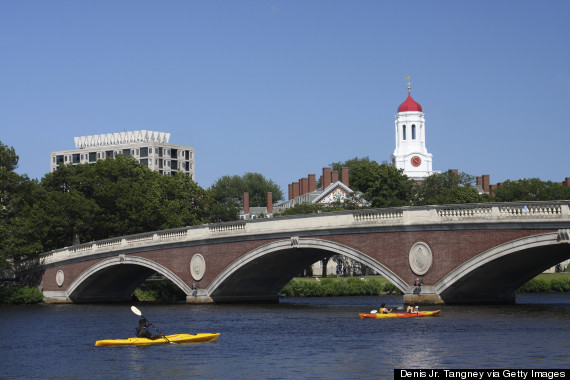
[{"left": 136, "top": 326, "right": 153, "bottom": 339}]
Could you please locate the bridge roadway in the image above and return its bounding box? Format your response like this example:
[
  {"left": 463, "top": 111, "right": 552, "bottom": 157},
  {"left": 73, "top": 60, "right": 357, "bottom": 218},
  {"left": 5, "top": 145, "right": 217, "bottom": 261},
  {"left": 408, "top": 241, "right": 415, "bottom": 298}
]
[{"left": 22, "top": 201, "right": 570, "bottom": 305}]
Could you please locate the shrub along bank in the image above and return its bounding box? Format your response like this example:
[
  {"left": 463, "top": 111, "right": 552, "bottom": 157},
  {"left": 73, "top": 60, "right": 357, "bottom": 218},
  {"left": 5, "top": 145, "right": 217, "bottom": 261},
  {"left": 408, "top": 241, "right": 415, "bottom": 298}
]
[
  {"left": 280, "top": 276, "right": 400, "bottom": 297},
  {"left": 281, "top": 273, "right": 570, "bottom": 298},
  {"left": 517, "top": 273, "right": 570, "bottom": 293},
  {"left": 1, "top": 273, "right": 569, "bottom": 304},
  {"left": 0, "top": 285, "right": 44, "bottom": 304}
]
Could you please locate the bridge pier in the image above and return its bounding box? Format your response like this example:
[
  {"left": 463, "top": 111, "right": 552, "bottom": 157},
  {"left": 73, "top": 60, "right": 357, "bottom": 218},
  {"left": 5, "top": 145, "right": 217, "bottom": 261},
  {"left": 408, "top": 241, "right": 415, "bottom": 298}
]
[
  {"left": 43, "top": 291, "right": 72, "bottom": 304},
  {"left": 403, "top": 286, "right": 444, "bottom": 305},
  {"left": 185, "top": 289, "right": 213, "bottom": 304}
]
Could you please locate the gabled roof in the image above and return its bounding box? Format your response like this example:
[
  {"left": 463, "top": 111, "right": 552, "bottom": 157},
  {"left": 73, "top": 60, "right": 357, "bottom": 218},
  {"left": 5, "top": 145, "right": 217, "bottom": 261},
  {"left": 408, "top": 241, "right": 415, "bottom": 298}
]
[{"left": 311, "top": 181, "right": 354, "bottom": 204}]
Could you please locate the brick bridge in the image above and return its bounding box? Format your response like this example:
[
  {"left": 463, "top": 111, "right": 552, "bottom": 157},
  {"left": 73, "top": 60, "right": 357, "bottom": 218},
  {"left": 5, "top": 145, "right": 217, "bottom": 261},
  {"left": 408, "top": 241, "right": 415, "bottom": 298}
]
[{"left": 23, "top": 201, "right": 570, "bottom": 305}]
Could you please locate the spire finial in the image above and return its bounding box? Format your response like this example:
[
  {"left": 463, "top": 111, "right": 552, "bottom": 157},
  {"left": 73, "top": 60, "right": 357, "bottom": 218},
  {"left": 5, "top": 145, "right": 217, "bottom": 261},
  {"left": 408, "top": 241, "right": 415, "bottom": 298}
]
[{"left": 405, "top": 74, "right": 411, "bottom": 94}]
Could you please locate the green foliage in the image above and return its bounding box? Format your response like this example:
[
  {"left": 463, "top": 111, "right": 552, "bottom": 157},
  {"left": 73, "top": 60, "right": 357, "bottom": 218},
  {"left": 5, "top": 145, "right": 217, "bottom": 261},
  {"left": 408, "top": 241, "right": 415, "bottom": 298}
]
[
  {"left": 412, "top": 170, "right": 486, "bottom": 206},
  {"left": 281, "top": 277, "right": 401, "bottom": 297},
  {"left": 210, "top": 172, "right": 283, "bottom": 207},
  {"left": 330, "top": 157, "right": 414, "bottom": 208},
  {"left": 0, "top": 285, "right": 44, "bottom": 304},
  {"left": 1, "top": 141, "right": 44, "bottom": 269},
  {"left": 37, "top": 156, "right": 214, "bottom": 250},
  {"left": 133, "top": 279, "right": 186, "bottom": 302},
  {"left": 517, "top": 274, "right": 570, "bottom": 293},
  {"left": 278, "top": 203, "right": 323, "bottom": 216},
  {"left": 493, "top": 178, "right": 570, "bottom": 202}
]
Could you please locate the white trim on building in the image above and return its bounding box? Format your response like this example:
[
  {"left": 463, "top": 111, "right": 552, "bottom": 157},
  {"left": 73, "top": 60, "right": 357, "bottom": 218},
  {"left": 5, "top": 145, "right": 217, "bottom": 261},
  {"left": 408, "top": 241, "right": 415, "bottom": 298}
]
[{"left": 51, "top": 130, "right": 195, "bottom": 179}]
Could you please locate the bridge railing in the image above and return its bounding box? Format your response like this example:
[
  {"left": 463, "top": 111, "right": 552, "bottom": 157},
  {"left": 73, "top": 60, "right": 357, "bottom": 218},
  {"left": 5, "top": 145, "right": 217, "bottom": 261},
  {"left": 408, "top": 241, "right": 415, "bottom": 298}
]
[{"left": 38, "top": 201, "right": 570, "bottom": 266}]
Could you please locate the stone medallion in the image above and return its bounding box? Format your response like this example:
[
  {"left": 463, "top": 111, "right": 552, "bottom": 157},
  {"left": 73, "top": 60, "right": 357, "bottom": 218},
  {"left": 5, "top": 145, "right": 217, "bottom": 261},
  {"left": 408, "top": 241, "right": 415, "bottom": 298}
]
[
  {"left": 190, "top": 254, "right": 206, "bottom": 281},
  {"left": 408, "top": 242, "right": 433, "bottom": 276},
  {"left": 56, "top": 270, "right": 65, "bottom": 287}
]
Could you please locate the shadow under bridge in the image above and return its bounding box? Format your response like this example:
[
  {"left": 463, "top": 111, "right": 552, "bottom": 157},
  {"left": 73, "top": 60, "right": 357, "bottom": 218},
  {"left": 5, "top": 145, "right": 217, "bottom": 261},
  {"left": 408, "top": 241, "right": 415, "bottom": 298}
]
[{"left": 206, "top": 237, "right": 406, "bottom": 303}]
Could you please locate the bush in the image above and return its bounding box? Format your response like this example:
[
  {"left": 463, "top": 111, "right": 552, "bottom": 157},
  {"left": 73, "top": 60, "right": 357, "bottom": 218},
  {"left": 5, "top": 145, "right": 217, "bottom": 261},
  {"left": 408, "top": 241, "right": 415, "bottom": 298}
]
[
  {"left": 280, "top": 277, "right": 402, "bottom": 297},
  {"left": 133, "top": 279, "right": 186, "bottom": 302},
  {"left": 517, "top": 278, "right": 551, "bottom": 293},
  {"left": 0, "top": 285, "right": 44, "bottom": 304}
]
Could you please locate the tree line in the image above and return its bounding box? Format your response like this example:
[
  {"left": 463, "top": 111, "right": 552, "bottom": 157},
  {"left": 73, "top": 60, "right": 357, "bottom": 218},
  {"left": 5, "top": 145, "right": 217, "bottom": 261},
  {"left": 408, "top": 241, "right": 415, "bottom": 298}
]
[{"left": 1, "top": 140, "right": 569, "bottom": 271}]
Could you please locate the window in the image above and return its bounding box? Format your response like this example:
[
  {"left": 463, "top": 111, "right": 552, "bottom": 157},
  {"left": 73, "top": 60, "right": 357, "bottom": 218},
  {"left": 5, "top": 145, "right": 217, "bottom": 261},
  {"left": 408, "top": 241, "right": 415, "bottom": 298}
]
[
  {"left": 140, "top": 159, "right": 148, "bottom": 166},
  {"left": 122, "top": 149, "right": 131, "bottom": 156},
  {"left": 403, "top": 125, "right": 407, "bottom": 140},
  {"left": 105, "top": 150, "right": 114, "bottom": 158},
  {"left": 89, "top": 152, "right": 97, "bottom": 162},
  {"left": 140, "top": 147, "right": 148, "bottom": 158},
  {"left": 72, "top": 154, "right": 80, "bottom": 164},
  {"left": 158, "top": 147, "right": 163, "bottom": 157},
  {"left": 412, "top": 125, "right": 416, "bottom": 140}
]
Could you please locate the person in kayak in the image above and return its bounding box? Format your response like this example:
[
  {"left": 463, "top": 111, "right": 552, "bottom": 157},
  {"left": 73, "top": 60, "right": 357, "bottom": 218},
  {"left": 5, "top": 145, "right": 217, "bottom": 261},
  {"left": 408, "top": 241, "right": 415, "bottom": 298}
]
[
  {"left": 406, "top": 303, "right": 419, "bottom": 314},
  {"left": 379, "top": 303, "right": 392, "bottom": 314},
  {"left": 136, "top": 318, "right": 164, "bottom": 340}
]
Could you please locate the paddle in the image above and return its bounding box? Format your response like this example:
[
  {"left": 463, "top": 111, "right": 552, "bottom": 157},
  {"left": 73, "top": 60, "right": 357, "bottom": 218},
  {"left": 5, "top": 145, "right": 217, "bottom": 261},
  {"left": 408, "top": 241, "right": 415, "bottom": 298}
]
[{"left": 131, "top": 306, "right": 171, "bottom": 343}]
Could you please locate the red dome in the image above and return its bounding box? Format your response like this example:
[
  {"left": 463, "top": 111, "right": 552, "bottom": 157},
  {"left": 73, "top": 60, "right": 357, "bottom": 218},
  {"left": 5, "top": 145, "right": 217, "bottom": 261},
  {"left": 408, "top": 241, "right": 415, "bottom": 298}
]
[{"left": 398, "top": 93, "right": 422, "bottom": 113}]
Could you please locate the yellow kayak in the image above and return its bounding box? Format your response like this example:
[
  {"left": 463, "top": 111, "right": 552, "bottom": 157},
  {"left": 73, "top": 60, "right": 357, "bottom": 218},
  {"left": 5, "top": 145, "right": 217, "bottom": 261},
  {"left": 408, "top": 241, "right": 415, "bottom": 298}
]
[
  {"left": 95, "top": 333, "right": 220, "bottom": 346},
  {"left": 359, "top": 310, "right": 441, "bottom": 319}
]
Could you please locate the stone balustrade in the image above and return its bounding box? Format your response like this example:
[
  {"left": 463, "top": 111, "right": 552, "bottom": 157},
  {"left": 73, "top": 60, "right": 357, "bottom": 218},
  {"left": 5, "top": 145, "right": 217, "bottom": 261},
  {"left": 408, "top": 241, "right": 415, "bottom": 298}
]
[{"left": 40, "top": 201, "right": 570, "bottom": 266}]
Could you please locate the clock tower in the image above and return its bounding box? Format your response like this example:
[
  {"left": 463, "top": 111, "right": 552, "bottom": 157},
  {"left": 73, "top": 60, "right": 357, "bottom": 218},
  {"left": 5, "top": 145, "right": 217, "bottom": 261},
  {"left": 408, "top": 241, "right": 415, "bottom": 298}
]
[{"left": 390, "top": 79, "right": 433, "bottom": 181}]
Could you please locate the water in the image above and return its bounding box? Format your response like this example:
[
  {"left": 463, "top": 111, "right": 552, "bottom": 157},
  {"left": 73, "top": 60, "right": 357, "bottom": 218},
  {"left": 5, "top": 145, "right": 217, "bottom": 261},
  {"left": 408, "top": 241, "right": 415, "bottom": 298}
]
[{"left": 1, "top": 294, "right": 569, "bottom": 379}]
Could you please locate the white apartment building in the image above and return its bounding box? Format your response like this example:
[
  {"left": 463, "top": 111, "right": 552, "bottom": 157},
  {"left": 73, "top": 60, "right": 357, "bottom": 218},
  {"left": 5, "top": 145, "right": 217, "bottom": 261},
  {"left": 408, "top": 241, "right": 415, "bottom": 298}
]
[{"left": 50, "top": 130, "right": 195, "bottom": 179}]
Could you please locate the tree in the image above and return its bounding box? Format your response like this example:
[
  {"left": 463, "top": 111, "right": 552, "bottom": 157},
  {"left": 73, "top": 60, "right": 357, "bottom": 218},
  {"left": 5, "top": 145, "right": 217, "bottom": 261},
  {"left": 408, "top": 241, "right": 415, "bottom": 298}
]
[
  {"left": 493, "top": 178, "right": 570, "bottom": 202},
  {"left": 0, "top": 141, "right": 43, "bottom": 269},
  {"left": 331, "top": 157, "right": 414, "bottom": 208},
  {"left": 38, "top": 155, "right": 216, "bottom": 249},
  {"left": 412, "top": 170, "right": 483, "bottom": 206},
  {"left": 210, "top": 172, "right": 283, "bottom": 207}
]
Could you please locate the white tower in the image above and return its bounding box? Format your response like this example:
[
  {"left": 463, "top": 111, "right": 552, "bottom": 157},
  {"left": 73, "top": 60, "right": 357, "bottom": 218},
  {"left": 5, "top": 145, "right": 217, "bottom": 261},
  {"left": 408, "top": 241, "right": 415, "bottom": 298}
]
[{"left": 391, "top": 80, "right": 433, "bottom": 181}]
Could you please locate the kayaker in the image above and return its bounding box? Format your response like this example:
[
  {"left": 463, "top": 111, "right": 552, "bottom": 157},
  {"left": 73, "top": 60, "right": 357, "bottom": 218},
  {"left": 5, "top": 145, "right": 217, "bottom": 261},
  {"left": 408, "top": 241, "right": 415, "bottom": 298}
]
[
  {"left": 136, "top": 318, "right": 164, "bottom": 340},
  {"left": 379, "top": 303, "right": 392, "bottom": 314},
  {"left": 406, "top": 304, "right": 419, "bottom": 314}
]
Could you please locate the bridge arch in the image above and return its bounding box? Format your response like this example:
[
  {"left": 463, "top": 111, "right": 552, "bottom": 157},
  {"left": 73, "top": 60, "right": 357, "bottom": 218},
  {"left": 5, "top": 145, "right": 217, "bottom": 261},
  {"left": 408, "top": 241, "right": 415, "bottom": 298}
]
[
  {"left": 435, "top": 231, "right": 570, "bottom": 304},
  {"left": 66, "top": 256, "right": 193, "bottom": 302},
  {"left": 207, "top": 237, "right": 407, "bottom": 303}
]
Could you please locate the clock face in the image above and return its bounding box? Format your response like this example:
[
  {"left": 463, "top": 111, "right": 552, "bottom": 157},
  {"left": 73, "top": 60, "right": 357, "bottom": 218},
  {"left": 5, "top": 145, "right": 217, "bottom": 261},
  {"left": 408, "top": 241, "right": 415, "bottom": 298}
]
[{"left": 411, "top": 156, "right": 421, "bottom": 167}]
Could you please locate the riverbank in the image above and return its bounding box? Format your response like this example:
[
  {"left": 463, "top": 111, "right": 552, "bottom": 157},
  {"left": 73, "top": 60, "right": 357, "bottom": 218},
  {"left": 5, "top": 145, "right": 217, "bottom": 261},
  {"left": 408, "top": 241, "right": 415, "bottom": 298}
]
[
  {"left": 1, "top": 273, "right": 569, "bottom": 304},
  {"left": 281, "top": 273, "right": 570, "bottom": 298}
]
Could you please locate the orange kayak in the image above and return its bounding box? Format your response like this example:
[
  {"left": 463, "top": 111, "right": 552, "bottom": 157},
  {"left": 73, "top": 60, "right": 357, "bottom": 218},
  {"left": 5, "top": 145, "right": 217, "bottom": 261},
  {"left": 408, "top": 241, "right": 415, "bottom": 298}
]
[{"left": 359, "top": 310, "right": 441, "bottom": 319}]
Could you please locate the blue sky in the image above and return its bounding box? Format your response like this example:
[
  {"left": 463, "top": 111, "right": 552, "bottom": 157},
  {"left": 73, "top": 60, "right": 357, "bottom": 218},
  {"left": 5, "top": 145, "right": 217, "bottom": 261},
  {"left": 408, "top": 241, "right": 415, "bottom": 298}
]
[{"left": 2, "top": 1, "right": 569, "bottom": 199}]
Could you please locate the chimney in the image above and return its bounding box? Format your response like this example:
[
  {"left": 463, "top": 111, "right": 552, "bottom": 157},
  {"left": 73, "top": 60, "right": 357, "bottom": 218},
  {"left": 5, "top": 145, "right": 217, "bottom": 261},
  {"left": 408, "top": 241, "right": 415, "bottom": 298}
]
[
  {"left": 243, "top": 192, "right": 249, "bottom": 215},
  {"left": 266, "top": 192, "right": 273, "bottom": 214},
  {"left": 288, "top": 183, "right": 293, "bottom": 200},
  {"left": 308, "top": 174, "right": 317, "bottom": 192},
  {"left": 476, "top": 176, "right": 482, "bottom": 186},
  {"left": 300, "top": 178, "right": 308, "bottom": 195},
  {"left": 323, "top": 167, "right": 331, "bottom": 189},
  {"left": 341, "top": 167, "right": 349, "bottom": 188},
  {"left": 451, "top": 169, "right": 458, "bottom": 176},
  {"left": 293, "top": 182, "right": 300, "bottom": 198},
  {"left": 564, "top": 178, "right": 570, "bottom": 187},
  {"left": 331, "top": 171, "right": 339, "bottom": 183},
  {"left": 482, "top": 175, "right": 490, "bottom": 193}
]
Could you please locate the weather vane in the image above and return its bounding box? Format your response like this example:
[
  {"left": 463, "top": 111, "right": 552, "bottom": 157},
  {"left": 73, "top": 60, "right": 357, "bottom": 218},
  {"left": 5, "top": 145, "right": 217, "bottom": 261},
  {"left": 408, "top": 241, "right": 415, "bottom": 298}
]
[{"left": 405, "top": 74, "right": 411, "bottom": 94}]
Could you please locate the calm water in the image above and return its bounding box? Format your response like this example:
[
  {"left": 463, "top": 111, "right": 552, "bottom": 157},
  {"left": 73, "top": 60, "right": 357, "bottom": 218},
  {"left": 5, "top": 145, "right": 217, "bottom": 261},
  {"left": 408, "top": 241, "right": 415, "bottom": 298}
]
[{"left": 1, "top": 293, "right": 569, "bottom": 379}]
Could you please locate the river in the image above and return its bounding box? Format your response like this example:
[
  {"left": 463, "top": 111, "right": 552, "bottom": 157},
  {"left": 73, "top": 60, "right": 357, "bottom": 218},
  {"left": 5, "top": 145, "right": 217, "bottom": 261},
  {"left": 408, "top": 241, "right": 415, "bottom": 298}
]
[{"left": 1, "top": 293, "right": 569, "bottom": 379}]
